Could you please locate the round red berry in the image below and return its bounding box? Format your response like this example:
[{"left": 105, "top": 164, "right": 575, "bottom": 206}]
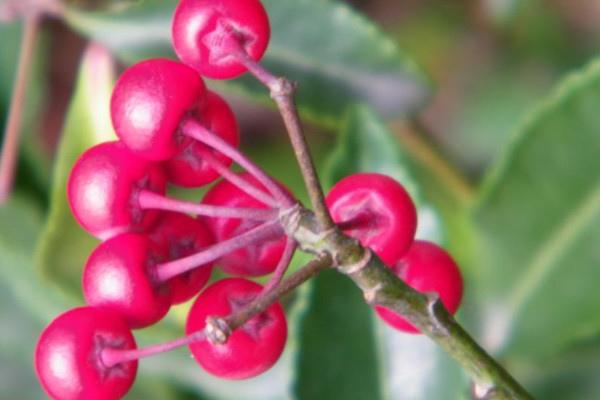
[
  {"left": 35, "top": 307, "right": 137, "bottom": 400},
  {"left": 67, "top": 141, "right": 167, "bottom": 240},
  {"left": 186, "top": 278, "right": 287, "bottom": 379},
  {"left": 326, "top": 173, "right": 417, "bottom": 266},
  {"left": 147, "top": 212, "right": 214, "bottom": 304},
  {"left": 201, "top": 172, "right": 287, "bottom": 276},
  {"left": 172, "top": 0, "right": 271, "bottom": 79},
  {"left": 110, "top": 58, "right": 205, "bottom": 160},
  {"left": 375, "top": 240, "right": 464, "bottom": 334},
  {"left": 83, "top": 233, "right": 171, "bottom": 329},
  {"left": 165, "top": 91, "right": 239, "bottom": 188}
]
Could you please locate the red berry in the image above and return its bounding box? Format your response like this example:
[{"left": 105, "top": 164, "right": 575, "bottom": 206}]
[
  {"left": 110, "top": 59, "right": 205, "bottom": 160},
  {"left": 375, "top": 240, "right": 464, "bottom": 334},
  {"left": 326, "top": 173, "right": 417, "bottom": 266},
  {"left": 35, "top": 307, "right": 137, "bottom": 400},
  {"left": 172, "top": 0, "right": 271, "bottom": 79},
  {"left": 83, "top": 233, "right": 171, "bottom": 329},
  {"left": 147, "top": 212, "right": 214, "bottom": 304},
  {"left": 67, "top": 141, "right": 167, "bottom": 240},
  {"left": 201, "top": 172, "right": 287, "bottom": 276},
  {"left": 165, "top": 91, "right": 240, "bottom": 188},
  {"left": 186, "top": 278, "right": 287, "bottom": 379}
]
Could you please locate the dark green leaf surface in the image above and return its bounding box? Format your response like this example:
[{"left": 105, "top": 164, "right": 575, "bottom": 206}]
[
  {"left": 234, "top": 0, "right": 431, "bottom": 125},
  {"left": 323, "top": 105, "right": 449, "bottom": 246},
  {"left": 35, "top": 44, "right": 116, "bottom": 295},
  {"left": 293, "top": 104, "right": 465, "bottom": 400},
  {"left": 324, "top": 104, "right": 417, "bottom": 195},
  {"left": 294, "top": 269, "right": 381, "bottom": 400},
  {"left": 293, "top": 107, "right": 395, "bottom": 399},
  {"left": 63, "top": 0, "right": 431, "bottom": 127},
  {"left": 520, "top": 342, "right": 600, "bottom": 400},
  {"left": 474, "top": 58, "right": 600, "bottom": 360},
  {"left": 0, "top": 22, "right": 22, "bottom": 102}
]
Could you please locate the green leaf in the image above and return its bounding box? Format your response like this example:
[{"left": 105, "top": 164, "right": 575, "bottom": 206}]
[
  {"left": 474, "top": 58, "right": 600, "bottom": 360},
  {"left": 324, "top": 104, "right": 418, "bottom": 194},
  {"left": 293, "top": 273, "right": 468, "bottom": 400},
  {"left": 63, "top": 0, "right": 431, "bottom": 127},
  {"left": 520, "top": 342, "right": 600, "bottom": 400},
  {"left": 313, "top": 104, "right": 465, "bottom": 400},
  {"left": 232, "top": 0, "right": 431, "bottom": 125},
  {"left": 63, "top": 1, "right": 175, "bottom": 62},
  {"left": 323, "top": 104, "right": 445, "bottom": 241},
  {"left": 0, "top": 197, "right": 64, "bottom": 400},
  {"left": 294, "top": 269, "right": 381, "bottom": 400},
  {"left": 35, "top": 43, "right": 117, "bottom": 295},
  {"left": 0, "top": 197, "right": 68, "bottom": 321}
]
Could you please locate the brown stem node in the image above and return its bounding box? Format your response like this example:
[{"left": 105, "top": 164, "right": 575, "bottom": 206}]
[
  {"left": 278, "top": 203, "right": 303, "bottom": 236},
  {"left": 269, "top": 78, "right": 297, "bottom": 99},
  {"left": 205, "top": 316, "right": 232, "bottom": 345}
]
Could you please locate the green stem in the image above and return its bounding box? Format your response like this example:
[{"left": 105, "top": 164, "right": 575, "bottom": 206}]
[
  {"left": 343, "top": 251, "right": 531, "bottom": 400},
  {"left": 280, "top": 206, "right": 534, "bottom": 400},
  {"left": 223, "top": 27, "right": 528, "bottom": 400}
]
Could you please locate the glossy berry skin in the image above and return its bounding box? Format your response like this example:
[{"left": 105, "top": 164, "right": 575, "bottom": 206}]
[
  {"left": 172, "top": 0, "right": 270, "bottom": 79},
  {"left": 111, "top": 59, "right": 205, "bottom": 160},
  {"left": 35, "top": 307, "right": 137, "bottom": 400},
  {"left": 148, "top": 212, "right": 214, "bottom": 304},
  {"left": 201, "top": 172, "right": 287, "bottom": 276},
  {"left": 326, "top": 173, "right": 417, "bottom": 266},
  {"left": 83, "top": 233, "right": 171, "bottom": 329},
  {"left": 186, "top": 278, "right": 287, "bottom": 379},
  {"left": 67, "top": 141, "right": 167, "bottom": 240},
  {"left": 375, "top": 240, "right": 464, "bottom": 334},
  {"left": 165, "top": 91, "right": 240, "bottom": 188}
]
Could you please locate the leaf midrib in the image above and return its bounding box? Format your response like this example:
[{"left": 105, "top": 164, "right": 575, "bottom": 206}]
[{"left": 506, "top": 179, "right": 600, "bottom": 320}]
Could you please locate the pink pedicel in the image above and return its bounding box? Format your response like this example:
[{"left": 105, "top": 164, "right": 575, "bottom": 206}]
[
  {"left": 201, "top": 172, "right": 287, "bottom": 276},
  {"left": 166, "top": 91, "right": 240, "bottom": 188},
  {"left": 148, "top": 212, "right": 214, "bottom": 304}
]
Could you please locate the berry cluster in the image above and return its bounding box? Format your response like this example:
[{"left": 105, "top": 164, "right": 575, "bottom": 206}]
[
  {"left": 37, "top": 0, "right": 288, "bottom": 398},
  {"left": 35, "top": 0, "right": 464, "bottom": 398}
]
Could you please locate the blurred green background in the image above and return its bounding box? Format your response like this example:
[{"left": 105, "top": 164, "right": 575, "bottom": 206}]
[{"left": 2, "top": 0, "right": 600, "bottom": 399}]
